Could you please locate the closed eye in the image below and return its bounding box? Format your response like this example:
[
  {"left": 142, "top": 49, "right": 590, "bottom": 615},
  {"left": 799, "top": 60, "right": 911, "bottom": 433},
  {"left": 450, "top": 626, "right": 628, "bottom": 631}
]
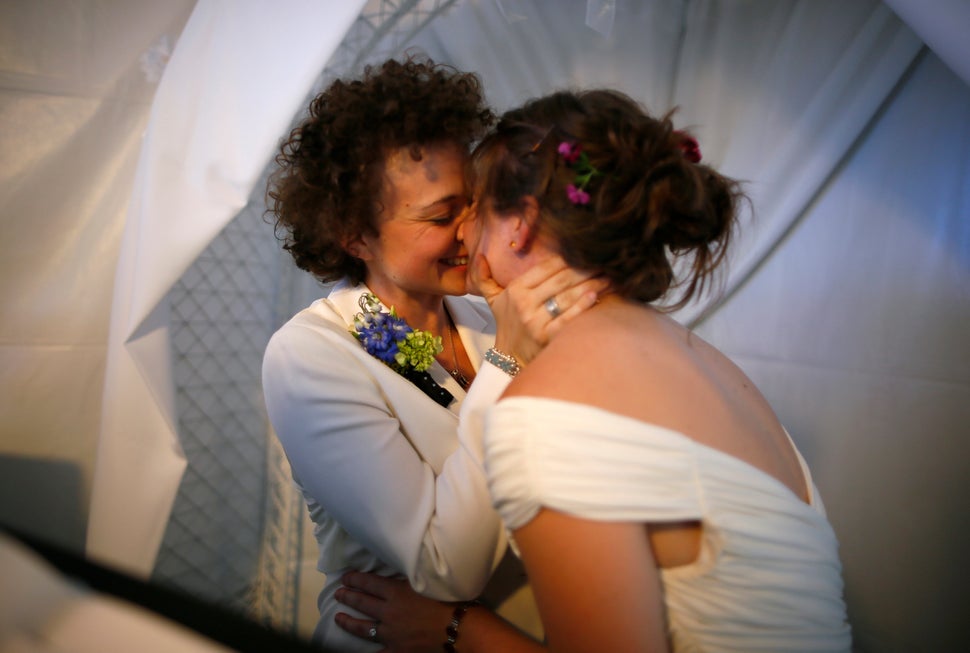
[{"left": 428, "top": 196, "right": 471, "bottom": 225}]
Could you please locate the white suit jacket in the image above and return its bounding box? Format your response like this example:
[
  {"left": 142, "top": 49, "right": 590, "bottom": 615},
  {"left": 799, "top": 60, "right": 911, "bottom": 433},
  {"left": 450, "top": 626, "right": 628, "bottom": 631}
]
[{"left": 262, "top": 280, "right": 527, "bottom": 649}]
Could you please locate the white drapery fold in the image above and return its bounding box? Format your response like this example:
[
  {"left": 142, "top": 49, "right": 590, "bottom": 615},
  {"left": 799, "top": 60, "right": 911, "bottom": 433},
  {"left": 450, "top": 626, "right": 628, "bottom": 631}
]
[
  {"left": 0, "top": 0, "right": 196, "bottom": 554},
  {"left": 86, "top": 0, "right": 365, "bottom": 577},
  {"left": 670, "top": 1, "right": 924, "bottom": 324},
  {"left": 883, "top": 0, "right": 970, "bottom": 87},
  {"left": 404, "top": 1, "right": 924, "bottom": 322}
]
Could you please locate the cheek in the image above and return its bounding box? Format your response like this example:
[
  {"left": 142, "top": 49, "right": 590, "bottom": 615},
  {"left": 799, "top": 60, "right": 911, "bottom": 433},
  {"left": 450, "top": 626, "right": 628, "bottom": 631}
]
[
  {"left": 466, "top": 222, "right": 484, "bottom": 256},
  {"left": 475, "top": 221, "right": 499, "bottom": 260},
  {"left": 478, "top": 231, "right": 517, "bottom": 287}
]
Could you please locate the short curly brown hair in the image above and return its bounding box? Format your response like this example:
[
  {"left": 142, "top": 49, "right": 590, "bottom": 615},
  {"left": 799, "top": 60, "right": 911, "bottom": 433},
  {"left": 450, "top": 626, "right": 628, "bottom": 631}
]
[
  {"left": 266, "top": 57, "right": 494, "bottom": 285},
  {"left": 472, "top": 89, "right": 745, "bottom": 309}
]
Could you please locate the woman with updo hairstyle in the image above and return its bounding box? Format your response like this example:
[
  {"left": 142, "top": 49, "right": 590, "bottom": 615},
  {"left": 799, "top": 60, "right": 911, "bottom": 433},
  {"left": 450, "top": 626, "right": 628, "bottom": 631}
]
[
  {"left": 336, "top": 89, "right": 851, "bottom": 652},
  {"left": 472, "top": 89, "right": 738, "bottom": 309},
  {"left": 262, "top": 58, "right": 604, "bottom": 652}
]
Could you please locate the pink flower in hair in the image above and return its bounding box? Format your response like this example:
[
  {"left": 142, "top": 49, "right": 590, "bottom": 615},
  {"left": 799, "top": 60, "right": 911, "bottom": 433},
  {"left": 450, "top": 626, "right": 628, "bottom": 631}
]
[
  {"left": 566, "top": 184, "right": 590, "bottom": 205},
  {"left": 558, "top": 141, "right": 601, "bottom": 205},
  {"left": 674, "top": 131, "right": 702, "bottom": 163},
  {"left": 557, "top": 141, "right": 581, "bottom": 164}
]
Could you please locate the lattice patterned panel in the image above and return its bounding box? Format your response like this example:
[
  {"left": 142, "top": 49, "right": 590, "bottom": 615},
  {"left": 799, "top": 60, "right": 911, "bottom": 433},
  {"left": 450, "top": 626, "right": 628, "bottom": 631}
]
[
  {"left": 151, "top": 202, "right": 290, "bottom": 613},
  {"left": 307, "top": 0, "right": 460, "bottom": 94}
]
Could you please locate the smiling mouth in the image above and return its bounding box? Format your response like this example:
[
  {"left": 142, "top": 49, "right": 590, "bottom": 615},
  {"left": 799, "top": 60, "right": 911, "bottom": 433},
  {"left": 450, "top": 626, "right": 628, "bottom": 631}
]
[{"left": 442, "top": 256, "right": 469, "bottom": 266}]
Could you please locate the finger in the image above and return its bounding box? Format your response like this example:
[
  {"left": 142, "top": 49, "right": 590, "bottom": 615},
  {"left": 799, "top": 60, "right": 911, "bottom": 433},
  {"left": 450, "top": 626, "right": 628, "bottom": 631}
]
[
  {"left": 520, "top": 273, "right": 603, "bottom": 333},
  {"left": 546, "top": 275, "right": 609, "bottom": 314},
  {"left": 545, "top": 289, "right": 600, "bottom": 340},
  {"left": 528, "top": 266, "right": 601, "bottom": 304},
  {"left": 334, "top": 611, "right": 384, "bottom": 647},
  {"left": 340, "top": 570, "right": 400, "bottom": 599},
  {"left": 335, "top": 586, "right": 386, "bottom": 620},
  {"left": 509, "top": 255, "right": 571, "bottom": 292},
  {"left": 470, "top": 253, "right": 503, "bottom": 300}
]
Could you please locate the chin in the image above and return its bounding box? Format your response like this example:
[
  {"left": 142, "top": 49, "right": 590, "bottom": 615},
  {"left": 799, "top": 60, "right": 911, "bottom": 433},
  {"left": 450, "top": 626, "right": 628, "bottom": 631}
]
[
  {"left": 439, "top": 264, "right": 467, "bottom": 289},
  {"left": 440, "top": 275, "right": 468, "bottom": 297}
]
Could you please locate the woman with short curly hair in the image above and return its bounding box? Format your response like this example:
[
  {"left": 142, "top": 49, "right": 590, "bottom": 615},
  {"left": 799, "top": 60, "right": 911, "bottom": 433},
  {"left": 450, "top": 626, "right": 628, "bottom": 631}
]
[
  {"left": 262, "top": 58, "right": 600, "bottom": 651},
  {"left": 269, "top": 57, "right": 494, "bottom": 287}
]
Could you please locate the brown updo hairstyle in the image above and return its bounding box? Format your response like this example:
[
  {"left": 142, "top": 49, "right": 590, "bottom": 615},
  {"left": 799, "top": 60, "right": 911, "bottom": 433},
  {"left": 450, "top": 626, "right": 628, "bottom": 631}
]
[
  {"left": 471, "top": 89, "right": 744, "bottom": 309},
  {"left": 267, "top": 56, "right": 494, "bottom": 285}
]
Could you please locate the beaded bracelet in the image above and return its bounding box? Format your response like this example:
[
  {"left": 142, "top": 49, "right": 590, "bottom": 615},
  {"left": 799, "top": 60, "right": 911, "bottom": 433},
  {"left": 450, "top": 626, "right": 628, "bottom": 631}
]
[
  {"left": 484, "top": 347, "right": 521, "bottom": 377},
  {"left": 443, "top": 601, "right": 478, "bottom": 652}
]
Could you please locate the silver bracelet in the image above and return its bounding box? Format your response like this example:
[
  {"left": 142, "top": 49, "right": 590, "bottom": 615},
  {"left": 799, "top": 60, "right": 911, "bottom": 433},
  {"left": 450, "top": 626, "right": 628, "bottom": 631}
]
[{"left": 484, "top": 347, "right": 521, "bottom": 377}]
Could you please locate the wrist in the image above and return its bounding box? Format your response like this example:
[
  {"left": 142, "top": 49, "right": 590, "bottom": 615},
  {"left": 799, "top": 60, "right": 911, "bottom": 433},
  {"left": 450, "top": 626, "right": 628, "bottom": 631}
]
[
  {"left": 484, "top": 348, "right": 521, "bottom": 377},
  {"left": 443, "top": 600, "right": 479, "bottom": 652}
]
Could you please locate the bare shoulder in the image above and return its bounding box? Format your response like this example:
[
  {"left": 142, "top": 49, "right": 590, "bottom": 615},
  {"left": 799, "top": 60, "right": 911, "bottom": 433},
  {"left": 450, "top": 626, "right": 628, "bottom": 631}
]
[
  {"left": 503, "top": 299, "right": 806, "bottom": 501},
  {"left": 504, "top": 300, "right": 659, "bottom": 401}
]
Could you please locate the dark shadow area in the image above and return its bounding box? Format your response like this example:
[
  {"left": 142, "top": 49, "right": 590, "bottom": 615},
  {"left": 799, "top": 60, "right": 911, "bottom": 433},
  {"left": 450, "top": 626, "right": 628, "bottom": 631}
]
[
  {"left": 2, "top": 527, "right": 326, "bottom": 652},
  {"left": 0, "top": 454, "right": 86, "bottom": 553}
]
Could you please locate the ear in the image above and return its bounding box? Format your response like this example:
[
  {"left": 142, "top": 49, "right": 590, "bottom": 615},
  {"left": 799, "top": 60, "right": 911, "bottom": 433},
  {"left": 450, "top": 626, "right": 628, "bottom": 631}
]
[
  {"left": 509, "top": 196, "right": 541, "bottom": 253},
  {"left": 343, "top": 235, "right": 373, "bottom": 261}
]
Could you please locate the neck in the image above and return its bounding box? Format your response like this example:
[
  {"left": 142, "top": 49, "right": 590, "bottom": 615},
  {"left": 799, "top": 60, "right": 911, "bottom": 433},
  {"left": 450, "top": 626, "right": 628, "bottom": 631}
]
[
  {"left": 441, "top": 313, "right": 472, "bottom": 390},
  {"left": 364, "top": 283, "right": 450, "bottom": 336},
  {"left": 399, "top": 300, "right": 450, "bottom": 336}
]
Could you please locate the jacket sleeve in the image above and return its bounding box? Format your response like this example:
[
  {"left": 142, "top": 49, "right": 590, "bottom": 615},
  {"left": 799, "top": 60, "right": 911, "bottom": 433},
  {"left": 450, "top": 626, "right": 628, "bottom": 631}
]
[{"left": 261, "top": 318, "right": 510, "bottom": 600}]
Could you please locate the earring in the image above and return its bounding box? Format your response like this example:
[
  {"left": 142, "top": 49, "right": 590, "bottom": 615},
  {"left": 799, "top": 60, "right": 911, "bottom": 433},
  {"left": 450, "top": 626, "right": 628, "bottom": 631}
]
[{"left": 509, "top": 240, "right": 516, "bottom": 249}]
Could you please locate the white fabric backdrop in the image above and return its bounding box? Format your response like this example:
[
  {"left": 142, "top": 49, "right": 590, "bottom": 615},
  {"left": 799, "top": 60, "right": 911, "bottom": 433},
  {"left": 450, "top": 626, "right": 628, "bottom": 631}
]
[
  {"left": 0, "top": 0, "right": 196, "bottom": 548},
  {"left": 884, "top": 0, "right": 970, "bottom": 86},
  {"left": 1, "top": 0, "right": 968, "bottom": 649},
  {"left": 696, "top": 52, "right": 969, "bottom": 650},
  {"left": 84, "top": 0, "right": 365, "bottom": 576},
  {"left": 404, "top": 2, "right": 969, "bottom": 649}
]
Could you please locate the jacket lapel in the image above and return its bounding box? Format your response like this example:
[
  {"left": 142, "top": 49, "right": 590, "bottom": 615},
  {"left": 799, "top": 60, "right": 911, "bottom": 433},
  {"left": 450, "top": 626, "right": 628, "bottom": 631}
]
[
  {"left": 324, "top": 279, "right": 372, "bottom": 327},
  {"left": 324, "top": 280, "right": 457, "bottom": 408},
  {"left": 324, "top": 280, "right": 497, "bottom": 399},
  {"left": 445, "top": 294, "right": 495, "bottom": 372}
]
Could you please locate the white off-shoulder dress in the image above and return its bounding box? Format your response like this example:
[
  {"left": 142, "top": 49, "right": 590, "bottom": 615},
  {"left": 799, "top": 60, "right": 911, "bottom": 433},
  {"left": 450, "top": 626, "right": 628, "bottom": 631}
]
[{"left": 484, "top": 397, "right": 852, "bottom": 652}]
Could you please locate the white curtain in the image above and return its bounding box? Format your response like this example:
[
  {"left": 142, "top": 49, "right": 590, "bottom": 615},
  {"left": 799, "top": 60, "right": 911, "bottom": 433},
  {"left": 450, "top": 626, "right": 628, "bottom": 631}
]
[
  {"left": 696, "top": 52, "right": 969, "bottom": 651},
  {"left": 85, "top": 0, "right": 365, "bottom": 577},
  {"left": 407, "top": 1, "right": 969, "bottom": 649},
  {"left": 883, "top": 0, "right": 970, "bottom": 86},
  {"left": 0, "top": 0, "right": 196, "bottom": 547}
]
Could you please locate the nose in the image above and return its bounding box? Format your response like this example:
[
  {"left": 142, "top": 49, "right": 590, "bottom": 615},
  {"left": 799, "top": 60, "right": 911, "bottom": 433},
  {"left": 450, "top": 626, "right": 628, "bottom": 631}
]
[{"left": 456, "top": 202, "right": 475, "bottom": 242}]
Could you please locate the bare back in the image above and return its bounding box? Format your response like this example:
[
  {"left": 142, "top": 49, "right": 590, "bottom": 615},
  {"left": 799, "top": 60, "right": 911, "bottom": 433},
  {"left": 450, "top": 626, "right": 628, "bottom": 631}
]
[{"left": 504, "top": 297, "right": 808, "bottom": 568}]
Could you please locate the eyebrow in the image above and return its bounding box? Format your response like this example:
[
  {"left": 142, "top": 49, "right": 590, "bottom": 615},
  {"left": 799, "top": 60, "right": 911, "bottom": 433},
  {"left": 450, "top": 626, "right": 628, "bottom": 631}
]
[{"left": 413, "top": 194, "right": 464, "bottom": 215}]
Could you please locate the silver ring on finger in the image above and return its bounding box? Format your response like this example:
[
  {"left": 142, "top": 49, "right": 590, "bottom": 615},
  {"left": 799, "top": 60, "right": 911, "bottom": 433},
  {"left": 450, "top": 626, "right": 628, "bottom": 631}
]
[
  {"left": 544, "top": 296, "right": 562, "bottom": 318},
  {"left": 368, "top": 622, "right": 380, "bottom": 642}
]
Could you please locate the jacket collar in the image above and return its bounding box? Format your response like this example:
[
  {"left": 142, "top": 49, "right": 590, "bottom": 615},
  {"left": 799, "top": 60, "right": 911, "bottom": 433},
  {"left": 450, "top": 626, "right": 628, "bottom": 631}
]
[{"left": 326, "top": 279, "right": 495, "bottom": 372}]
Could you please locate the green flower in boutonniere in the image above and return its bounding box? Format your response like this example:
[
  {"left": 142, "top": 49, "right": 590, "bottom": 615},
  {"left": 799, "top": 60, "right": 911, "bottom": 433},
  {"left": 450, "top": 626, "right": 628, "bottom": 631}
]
[{"left": 350, "top": 293, "right": 442, "bottom": 374}]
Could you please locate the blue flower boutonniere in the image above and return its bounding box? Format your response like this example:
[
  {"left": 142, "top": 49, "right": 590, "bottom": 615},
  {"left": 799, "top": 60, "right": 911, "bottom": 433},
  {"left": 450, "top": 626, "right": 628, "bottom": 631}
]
[
  {"left": 351, "top": 293, "right": 442, "bottom": 373},
  {"left": 350, "top": 293, "right": 455, "bottom": 407}
]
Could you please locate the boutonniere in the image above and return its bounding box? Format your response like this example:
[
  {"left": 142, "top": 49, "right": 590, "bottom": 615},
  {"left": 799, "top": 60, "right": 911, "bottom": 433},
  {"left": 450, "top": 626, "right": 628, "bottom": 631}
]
[
  {"left": 351, "top": 293, "right": 443, "bottom": 373},
  {"left": 350, "top": 293, "right": 455, "bottom": 407}
]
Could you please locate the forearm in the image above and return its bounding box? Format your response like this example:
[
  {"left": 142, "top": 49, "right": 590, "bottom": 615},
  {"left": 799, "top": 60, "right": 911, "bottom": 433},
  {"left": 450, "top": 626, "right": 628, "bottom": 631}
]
[
  {"left": 415, "top": 362, "right": 516, "bottom": 598},
  {"left": 457, "top": 605, "right": 546, "bottom": 653}
]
